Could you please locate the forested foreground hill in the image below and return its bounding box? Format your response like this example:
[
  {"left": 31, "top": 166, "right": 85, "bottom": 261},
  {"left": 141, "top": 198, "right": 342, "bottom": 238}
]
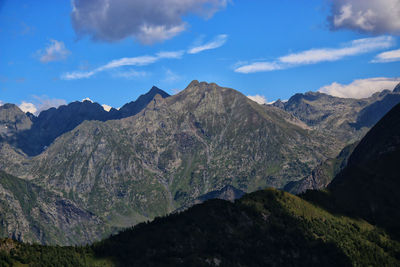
[{"left": 1, "top": 104, "right": 400, "bottom": 266}]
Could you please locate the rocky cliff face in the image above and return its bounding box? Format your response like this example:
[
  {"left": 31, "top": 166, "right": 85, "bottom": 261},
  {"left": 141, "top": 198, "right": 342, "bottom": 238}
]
[
  {"left": 0, "top": 171, "right": 108, "bottom": 245},
  {"left": 0, "top": 104, "right": 32, "bottom": 141},
  {"left": 284, "top": 142, "right": 356, "bottom": 194}
]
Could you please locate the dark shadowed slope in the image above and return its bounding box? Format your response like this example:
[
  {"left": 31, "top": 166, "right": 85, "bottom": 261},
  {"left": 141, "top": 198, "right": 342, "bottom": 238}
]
[
  {"left": 4, "top": 86, "right": 170, "bottom": 156},
  {"left": 329, "top": 103, "right": 400, "bottom": 239},
  {"left": 285, "top": 142, "right": 357, "bottom": 194},
  {"left": 304, "top": 103, "right": 400, "bottom": 240}
]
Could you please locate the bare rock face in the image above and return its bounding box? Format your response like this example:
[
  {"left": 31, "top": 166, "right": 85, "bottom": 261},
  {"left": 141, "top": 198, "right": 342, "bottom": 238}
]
[
  {"left": 393, "top": 82, "right": 400, "bottom": 92},
  {"left": 0, "top": 171, "right": 107, "bottom": 245},
  {"left": 0, "top": 104, "right": 32, "bottom": 140},
  {"left": 285, "top": 142, "right": 356, "bottom": 194}
]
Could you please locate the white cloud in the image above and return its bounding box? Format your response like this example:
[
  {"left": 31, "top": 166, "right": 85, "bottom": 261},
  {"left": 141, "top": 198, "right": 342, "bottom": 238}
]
[
  {"left": 62, "top": 50, "right": 181, "bottom": 80},
  {"left": 280, "top": 36, "right": 394, "bottom": 64},
  {"left": 0, "top": 100, "right": 3, "bottom": 106},
  {"left": 318, "top": 77, "right": 400, "bottom": 98},
  {"left": 102, "top": 104, "right": 112, "bottom": 111},
  {"left": 137, "top": 24, "right": 186, "bottom": 44},
  {"left": 188, "top": 34, "right": 228, "bottom": 54},
  {"left": 71, "top": 0, "right": 228, "bottom": 44},
  {"left": 247, "top": 95, "right": 267, "bottom": 105},
  {"left": 38, "top": 39, "right": 70, "bottom": 63},
  {"left": 156, "top": 50, "right": 185, "bottom": 59},
  {"left": 235, "top": 36, "right": 394, "bottom": 73},
  {"left": 82, "top": 97, "right": 93, "bottom": 103},
  {"left": 19, "top": 102, "right": 37, "bottom": 114},
  {"left": 329, "top": 0, "right": 400, "bottom": 35},
  {"left": 235, "top": 62, "right": 283, "bottom": 74},
  {"left": 372, "top": 48, "right": 400, "bottom": 63},
  {"left": 18, "top": 97, "right": 67, "bottom": 115}
]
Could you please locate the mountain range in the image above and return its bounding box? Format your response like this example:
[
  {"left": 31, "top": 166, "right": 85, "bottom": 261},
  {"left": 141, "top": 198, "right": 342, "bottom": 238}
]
[
  {"left": 0, "top": 80, "right": 399, "bottom": 245},
  {"left": 1, "top": 101, "right": 399, "bottom": 266}
]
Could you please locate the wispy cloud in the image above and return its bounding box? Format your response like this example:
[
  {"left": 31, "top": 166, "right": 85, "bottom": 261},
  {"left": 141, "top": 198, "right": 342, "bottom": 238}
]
[
  {"left": 38, "top": 39, "right": 70, "bottom": 63},
  {"left": 372, "top": 48, "right": 400, "bottom": 63},
  {"left": 279, "top": 36, "right": 394, "bottom": 64},
  {"left": 62, "top": 34, "right": 227, "bottom": 80},
  {"left": 235, "top": 36, "right": 395, "bottom": 73},
  {"left": 188, "top": 34, "right": 228, "bottom": 54},
  {"left": 318, "top": 77, "right": 400, "bottom": 99},
  {"left": 235, "top": 62, "right": 283, "bottom": 74},
  {"left": 112, "top": 69, "right": 148, "bottom": 79},
  {"left": 163, "top": 69, "right": 181, "bottom": 83},
  {"left": 156, "top": 50, "right": 185, "bottom": 59},
  {"left": 61, "top": 51, "right": 181, "bottom": 80}
]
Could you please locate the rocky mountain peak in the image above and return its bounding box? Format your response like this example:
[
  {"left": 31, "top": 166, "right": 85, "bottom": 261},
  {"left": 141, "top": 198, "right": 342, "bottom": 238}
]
[
  {"left": 394, "top": 82, "right": 400, "bottom": 93},
  {"left": 0, "top": 103, "right": 32, "bottom": 133}
]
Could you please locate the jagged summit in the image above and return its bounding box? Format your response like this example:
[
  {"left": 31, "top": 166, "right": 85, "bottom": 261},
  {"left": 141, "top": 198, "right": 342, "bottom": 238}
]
[
  {"left": 0, "top": 104, "right": 32, "bottom": 135},
  {"left": 394, "top": 82, "right": 400, "bottom": 93},
  {"left": 1, "top": 86, "right": 170, "bottom": 156}
]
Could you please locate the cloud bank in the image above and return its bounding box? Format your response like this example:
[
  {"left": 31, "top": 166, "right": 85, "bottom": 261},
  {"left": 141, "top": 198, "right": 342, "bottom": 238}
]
[
  {"left": 38, "top": 40, "right": 70, "bottom": 63},
  {"left": 71, "top": 0, "right": 228, "bottom": 44},
  {"left": 318, "top": 77, "right": 400, "bottom": 98},
  {"left": 235, "top": 36, "right": 394, "bottom": 73},
  {"left": 329, "top": 0, "right": 400, "bottom": 35}
]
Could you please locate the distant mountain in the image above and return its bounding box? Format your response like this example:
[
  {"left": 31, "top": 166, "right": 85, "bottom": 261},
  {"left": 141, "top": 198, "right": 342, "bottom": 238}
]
[
  {"left": 0, "top": 86, "right": 169, "bottom": 156},
  {"left": 272, "top": 83, "right": 400, "bottom": 144},
  {"left": 351, "top": 90, "right": 400, "bottom": 129},
  {"left": 16, "top": 100, "right": 110, "bottom": 156}
]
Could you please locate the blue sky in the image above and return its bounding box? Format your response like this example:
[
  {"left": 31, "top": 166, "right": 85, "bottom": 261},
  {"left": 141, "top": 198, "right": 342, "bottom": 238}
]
[{"left": 1, "top": 0, "right": 400, "bottom": 114}]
